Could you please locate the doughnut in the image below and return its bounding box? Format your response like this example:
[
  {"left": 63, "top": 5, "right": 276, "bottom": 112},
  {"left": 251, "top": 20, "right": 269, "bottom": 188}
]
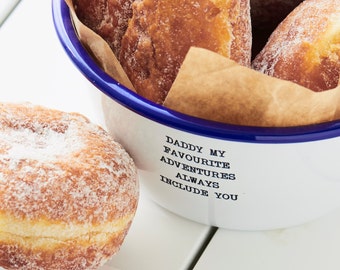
[
  {"left": 250, "top": 0, "right": 303, "bottom": 29},
  {"left": 72, "top": 0, "right": 135, "bottom": 56},
  {"left": 250, "top": 0, "right": 303, "bottom": 57},
  {"left": 0, "top": 103, "right": 139, "bottom": 269},
  {"left": 252, "top": 0, "right": 340, "bottom": 92},
  {"left": 119, "top": 0, "right": 252, "bottom": 104}
]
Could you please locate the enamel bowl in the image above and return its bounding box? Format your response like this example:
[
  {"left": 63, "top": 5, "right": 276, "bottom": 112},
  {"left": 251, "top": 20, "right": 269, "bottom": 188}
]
[{"left": 52, "top": 0, "right": 340, "bottom": 230}]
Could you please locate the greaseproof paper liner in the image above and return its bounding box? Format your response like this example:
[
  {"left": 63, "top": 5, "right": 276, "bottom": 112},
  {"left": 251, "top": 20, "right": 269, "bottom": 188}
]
[
  {"left": 65, "top": 0, "right": 340, "bottom": 127},
  {"left": 164, "top": 47, "right": 340, "bottom": 127},
  {"left": 65, "top": 0, "right": 135, "bottom": 90}
]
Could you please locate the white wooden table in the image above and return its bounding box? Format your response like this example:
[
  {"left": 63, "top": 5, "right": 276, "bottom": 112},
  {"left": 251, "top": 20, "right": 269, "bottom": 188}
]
[{"left": 1, "top": 1, "right": 340, "bottom": 269}]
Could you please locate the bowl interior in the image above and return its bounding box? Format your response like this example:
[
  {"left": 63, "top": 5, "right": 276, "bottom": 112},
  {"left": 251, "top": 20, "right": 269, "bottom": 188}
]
[{"left": 52, "top": 0, "right": 340, "bottom": 144}]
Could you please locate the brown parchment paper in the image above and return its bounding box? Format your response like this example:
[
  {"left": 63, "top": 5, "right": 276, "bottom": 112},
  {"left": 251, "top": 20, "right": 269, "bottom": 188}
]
[
  {"left": 65, "top": 0, "right": 340, "bottom": 127},
  {"left": 164, "top": 47, "right": 340, "bottom": 127},
  {"left": 65, "top": 0, "right": 134, "bottom": 90}
]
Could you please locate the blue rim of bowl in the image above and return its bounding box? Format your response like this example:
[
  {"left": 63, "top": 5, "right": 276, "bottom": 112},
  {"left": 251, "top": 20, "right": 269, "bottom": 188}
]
[{"left": 52, "top": 0, "right": 340, "bottom": 144}]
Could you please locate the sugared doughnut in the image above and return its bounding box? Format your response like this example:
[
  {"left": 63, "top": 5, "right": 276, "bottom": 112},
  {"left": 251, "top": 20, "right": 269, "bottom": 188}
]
[
  {"left": 250, "top": 0, "right": 303, "bottom": 56},
  {"left": 119, "top": 0, "right": 252, "bottom": 103},
  {"left": 252, "top": 0, "right": 340, "bottom": 92},
  {"left": 72, "top": 0, "right": 135, "bottom": 56},
  {"left": 250, "top": 0, "right": 303, "bottom": 30},
  {"left": 0, "top": 103, "right": 138, "bottom": 270}
]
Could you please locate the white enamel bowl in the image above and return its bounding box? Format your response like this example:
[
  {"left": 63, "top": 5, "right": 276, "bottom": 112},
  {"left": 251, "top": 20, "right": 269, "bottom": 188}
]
[{"left": 53, "top": 0, "right": 340, "bottom": 230}]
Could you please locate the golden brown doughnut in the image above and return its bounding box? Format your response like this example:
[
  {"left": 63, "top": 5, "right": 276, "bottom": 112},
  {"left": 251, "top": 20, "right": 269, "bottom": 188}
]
[
  {"left": 119, "top": 0, "right": 252, "bottom": 104},
  {"left": 0, "top": 103, "right": 138, "bottom": 270},
  {"left": 252, "top": 0, "right": 340, "bottom": 92},
  {"left": 72, "top": 0, "right": 135, "bottom": 56},
  {"left": 250, "top": 0, "right": 303, "bottom": 56}
]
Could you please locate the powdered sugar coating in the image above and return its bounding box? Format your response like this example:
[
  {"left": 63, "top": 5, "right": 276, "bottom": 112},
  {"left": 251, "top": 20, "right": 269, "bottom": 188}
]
[
  {"left": 0, "top": 103, "right": 138, "bottom": 224},
  {"left": 73, "top": 0, "right": 135, "bottom": 56},
  {"left": 252, "top": 0, "right": 340, "bottom": 92},
  {"left": 250, "top": 0, "right": 303, "bottom": 56},
  {"left": 119, "top": 0, "right": 252, "bottom": 103}
]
